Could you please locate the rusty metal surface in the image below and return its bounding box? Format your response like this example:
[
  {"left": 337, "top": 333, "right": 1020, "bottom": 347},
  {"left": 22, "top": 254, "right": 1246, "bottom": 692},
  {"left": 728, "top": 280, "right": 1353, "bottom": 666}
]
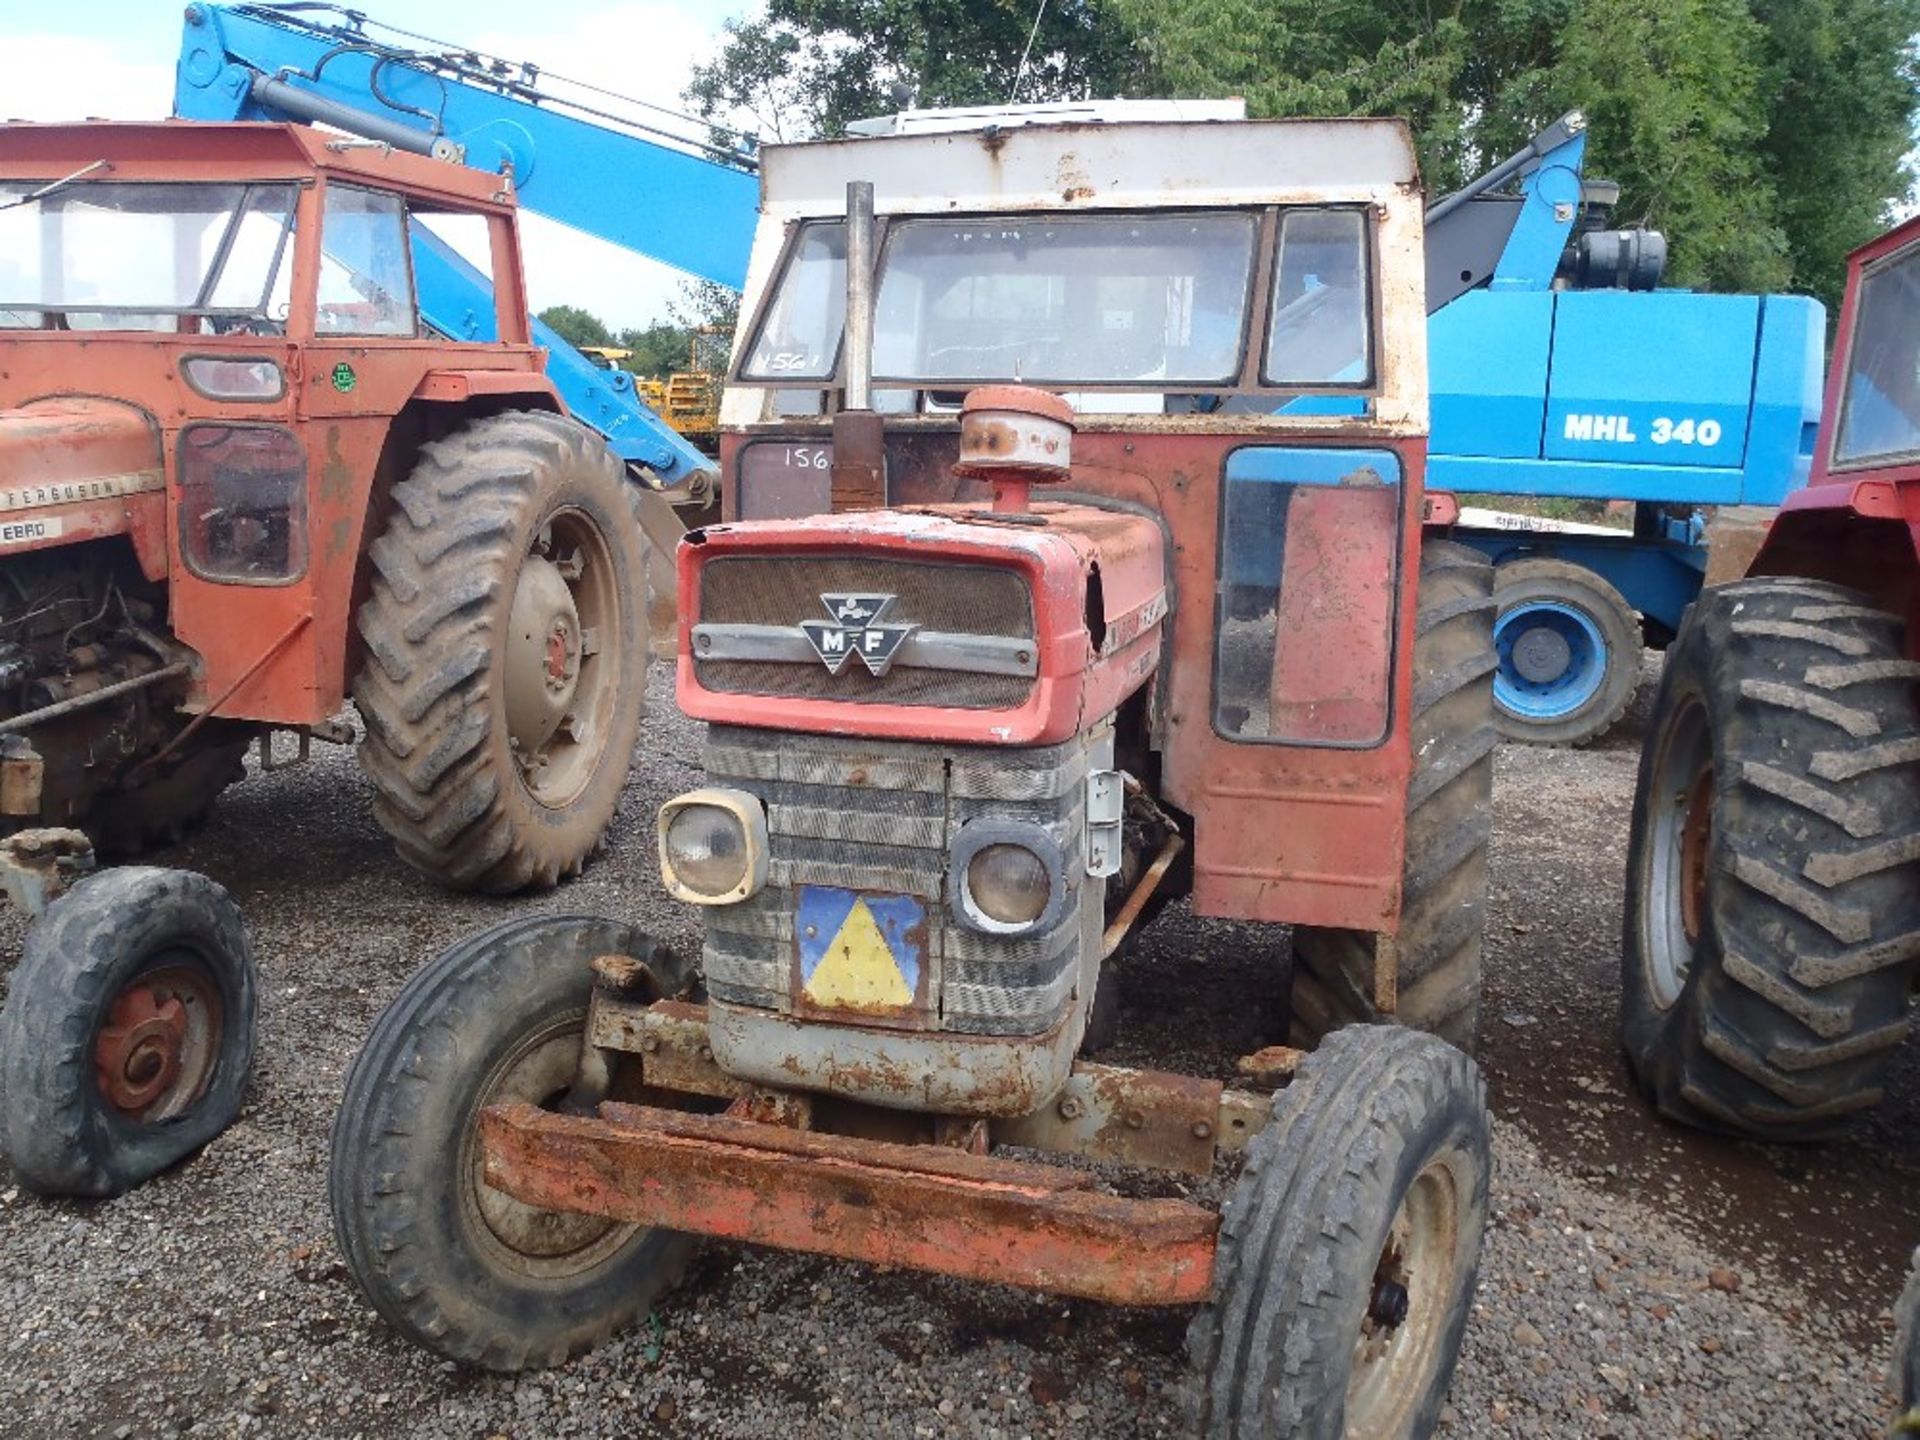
[
  {"left": 996, "top": 1061, "right": 1223, "bottom": 1176},
  {"left": 1235, "top": 1044, "right": 1307, "bottom": 1084},
  {"left": 589, "top": 997, "right": 742, "bottom": 1100},
  {"left": 479, "top": 1100, "right": 1219, "bottom": 1306},
  {"left": 0, "top": 737, "right": 42, "bottom": 816},
  {"left": 706, "top": 994, "right": 1083, "bottom": 1118},
  {"left": 1214, "top": 1089, "right": 1271, "bottom": 1157},
  {"left": 0, "top": 827, "right": 94, "bottom": 915}
]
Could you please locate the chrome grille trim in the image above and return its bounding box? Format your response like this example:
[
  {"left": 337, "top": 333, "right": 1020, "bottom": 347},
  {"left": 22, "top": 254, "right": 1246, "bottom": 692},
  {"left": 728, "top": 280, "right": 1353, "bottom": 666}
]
[{"left": 694, "top": 623, "right": 1038, "bottom": 678}]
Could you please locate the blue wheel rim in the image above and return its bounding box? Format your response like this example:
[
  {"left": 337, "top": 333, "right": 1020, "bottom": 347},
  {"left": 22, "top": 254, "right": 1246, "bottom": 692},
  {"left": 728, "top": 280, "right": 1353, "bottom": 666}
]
[{"left": 1494, "top": 600, "right": 1608, "bottom": 721}]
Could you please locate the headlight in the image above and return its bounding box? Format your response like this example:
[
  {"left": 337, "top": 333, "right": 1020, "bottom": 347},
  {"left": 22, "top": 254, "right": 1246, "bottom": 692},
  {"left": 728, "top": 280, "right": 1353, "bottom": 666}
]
[
  {"left": 658, "top": 789, "right": 768, "bottom": 904},
  {"left": 966, "top": 844, "right": 1050, "bottom": 925},
  {"left": 951, "top": 821, "right": 1066, "bottom": 935}
]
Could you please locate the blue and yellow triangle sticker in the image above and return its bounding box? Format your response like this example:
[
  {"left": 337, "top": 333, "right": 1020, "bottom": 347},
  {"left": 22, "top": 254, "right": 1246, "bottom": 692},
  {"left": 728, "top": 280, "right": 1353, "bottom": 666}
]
[{"left": 795, "top": 886, "right": 924, "bottom": 1014}]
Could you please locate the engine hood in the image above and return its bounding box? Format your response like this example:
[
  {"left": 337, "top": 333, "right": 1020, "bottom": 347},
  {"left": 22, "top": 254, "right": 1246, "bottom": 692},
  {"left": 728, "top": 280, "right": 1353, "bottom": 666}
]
[{"left": 0, "top": 397, "right": 164, "bottom": 497}]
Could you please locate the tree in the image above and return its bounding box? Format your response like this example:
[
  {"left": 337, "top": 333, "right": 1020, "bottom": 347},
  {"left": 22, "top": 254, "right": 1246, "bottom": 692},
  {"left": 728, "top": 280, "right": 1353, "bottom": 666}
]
[
  {"left": 618, "top": 321, "right": 694, "bottom": 378},
  {"left": 688, "top": 1, "right": 1154, "bottom": 142},
  {"left": 536, "top": 303, "right": 616, "bottom": 351},
  {"left": 690, "top": 0, "right": 1917, "bottom": 306}
]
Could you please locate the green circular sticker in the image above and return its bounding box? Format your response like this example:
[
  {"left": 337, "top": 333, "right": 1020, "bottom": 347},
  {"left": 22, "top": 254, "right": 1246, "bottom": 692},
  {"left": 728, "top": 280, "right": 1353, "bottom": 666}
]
[{"left": 331, "top": 361, "right": 357, "bottom": 393}]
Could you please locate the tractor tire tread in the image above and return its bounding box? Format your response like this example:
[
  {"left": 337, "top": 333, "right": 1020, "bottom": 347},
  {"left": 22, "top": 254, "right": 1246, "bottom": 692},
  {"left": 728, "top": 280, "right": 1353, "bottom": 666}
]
[
  {"left": 351, "top": 410, "right": 650, "bottom": 894},
  {"left": 1188, "top": 1025, "right": 1489, "bottom": 1438},
  {"left": 1621, "top": 579, "right": 1920, "bottom": 1140}
]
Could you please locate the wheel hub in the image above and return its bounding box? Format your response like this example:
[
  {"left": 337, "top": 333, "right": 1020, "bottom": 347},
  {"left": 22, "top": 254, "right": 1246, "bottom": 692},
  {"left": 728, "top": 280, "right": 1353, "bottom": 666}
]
[
  {"left": 1679, "top": 765, "right": 1714, "bottom": 947},
  {"left": 1510, "top": 624, "right": 1572, "bottom": 683},
  {"left": 95, "top": 986, "right": 187, "bottom": 1114},
  {"left": 506, "top": 554, "right": 583, "bottom": 757}
]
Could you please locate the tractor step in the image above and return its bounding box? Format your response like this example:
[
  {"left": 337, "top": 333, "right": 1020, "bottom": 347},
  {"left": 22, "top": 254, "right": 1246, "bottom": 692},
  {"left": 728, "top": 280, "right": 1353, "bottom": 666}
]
[{"left": 478, "top": 1099, "right": 1221, "bottom": 1306}]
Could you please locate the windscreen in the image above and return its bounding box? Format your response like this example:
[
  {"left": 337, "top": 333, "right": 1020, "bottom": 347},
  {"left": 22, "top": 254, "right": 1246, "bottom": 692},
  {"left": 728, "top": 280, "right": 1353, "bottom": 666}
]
[
  {"left": 0, "top": 181, "right": 296, "bottom": 332},
  {"left": 741, "top": 211, "right": 1267, "bottom": 388},
  {"left": 1834, "top": 242, "right": 1920, "bottom": 466},
  {"left": 873, "top": 213, "right": 1256, "bottom": 384}
]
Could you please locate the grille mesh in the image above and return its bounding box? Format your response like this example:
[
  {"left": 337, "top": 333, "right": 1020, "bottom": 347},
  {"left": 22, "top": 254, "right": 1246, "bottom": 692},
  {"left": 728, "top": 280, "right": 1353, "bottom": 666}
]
[
  {"left": 702, "top": 726, "right": 1094, "bottom": 1036},
  {"left": 695, "top": 555, "right": 1035, "bottom": 710}
]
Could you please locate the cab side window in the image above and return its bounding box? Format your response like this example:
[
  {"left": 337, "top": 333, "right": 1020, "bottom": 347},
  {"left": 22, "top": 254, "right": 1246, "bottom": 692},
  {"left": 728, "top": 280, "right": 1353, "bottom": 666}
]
[{"left": 316, "top": 185, "right": 417, "bottom": 337}]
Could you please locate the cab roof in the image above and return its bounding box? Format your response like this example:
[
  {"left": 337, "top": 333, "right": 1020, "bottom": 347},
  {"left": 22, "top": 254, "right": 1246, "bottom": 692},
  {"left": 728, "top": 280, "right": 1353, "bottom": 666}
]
[
  {"left": 0, "top": 120, "right": 515, "bottom": 211},
  {"left": 759, "top": 116, "right": 1420, "bottom": 218}
]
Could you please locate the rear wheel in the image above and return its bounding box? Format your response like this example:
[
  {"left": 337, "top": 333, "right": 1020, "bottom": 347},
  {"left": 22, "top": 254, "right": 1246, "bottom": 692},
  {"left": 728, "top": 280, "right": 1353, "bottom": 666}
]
[
  {"left": 1492, "top": 557, "right": 1640, "bottom": 747},
  {"left": 1290, "top": 540, "right": 1495, "bottom": 1051},
  {"left": 1189, "top": 1025, "right": 1490, "bottom": 1439},
  {"left": 329, "top": 912, "right": 691, "bottom": 1371},
  {"left": 0, "top": 867, "right": 255, "bottom": 1196},
  {"left": 1621, "top": 579, "right": 1920, "bottom": 1139},
  {"left": 353, "top": 410, "right": 651, "bottom": 893}
]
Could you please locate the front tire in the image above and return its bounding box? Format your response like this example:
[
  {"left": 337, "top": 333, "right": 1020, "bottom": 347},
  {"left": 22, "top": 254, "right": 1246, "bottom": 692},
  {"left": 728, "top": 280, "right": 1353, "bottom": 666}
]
[
  {"left": 1290, "top": 540, "right": 1495, "bottom": 1051},
  {"left": 1189, "top": 1025, "right": 1490, "bottom": 1439},
  {"left": 353, "top": 410, "right": 650, "bottom": 893},
  {"left": 329, "top": 912, "right": 691, "bottom": 1371},
  {"left": 0, "top": 867, "right": 256, "bottom": 1197},
  {"left": 1621, "top": 579, "right": 1920, "bottom": 1139}
]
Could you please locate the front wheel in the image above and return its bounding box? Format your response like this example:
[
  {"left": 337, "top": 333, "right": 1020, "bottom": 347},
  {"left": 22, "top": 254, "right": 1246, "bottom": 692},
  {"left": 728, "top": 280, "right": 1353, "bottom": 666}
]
[
  {"left": 1189, "top": 1025, "right": 1490, "bottom": 1439},
  {"left": 354, "top": 410, "right": 659, "bottom": 893},
  {"left": 329, "top": 913, "right": 691, "bottom": 1371},
  {"left": 0, "top": 867, "right": 256, "bottom": 1197}
]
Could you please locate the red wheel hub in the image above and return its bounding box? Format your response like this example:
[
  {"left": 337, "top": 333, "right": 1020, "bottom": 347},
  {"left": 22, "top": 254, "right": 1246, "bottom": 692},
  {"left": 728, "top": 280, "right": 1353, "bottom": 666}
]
[
  {"left": 95, "top": 985, "right": 188, "bottom": 1115},
  {"left": 1679, "top": 765, "right": 1714, "bottom": 947}
]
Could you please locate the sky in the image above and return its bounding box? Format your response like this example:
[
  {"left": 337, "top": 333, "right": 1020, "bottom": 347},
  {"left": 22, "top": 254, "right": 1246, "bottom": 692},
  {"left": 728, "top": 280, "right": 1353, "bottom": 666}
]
[{"left": 3, "top": 0, "right": 753, "bottom": 330}]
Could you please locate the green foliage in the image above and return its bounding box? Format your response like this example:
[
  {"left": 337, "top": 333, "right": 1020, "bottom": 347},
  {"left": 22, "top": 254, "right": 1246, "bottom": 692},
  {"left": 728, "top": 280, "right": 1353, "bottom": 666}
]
[
  {"left": 1556, "top": 0, "right": 1789, "bottom": 293},
  {"left": 688, "top": 0, "right": 1152, "bottom": 140},
  {"left": 691, "top": 0, "right": 1918, "bottom": 309},
  {"left": 618, "top": 321, "right": 694, "bottom": 379},
  {"left": 1116, "top": 0, "right": 1917, "bottom": 307},
  {"left": 536, "top": 303, "right": 616, "bottom": 351}
]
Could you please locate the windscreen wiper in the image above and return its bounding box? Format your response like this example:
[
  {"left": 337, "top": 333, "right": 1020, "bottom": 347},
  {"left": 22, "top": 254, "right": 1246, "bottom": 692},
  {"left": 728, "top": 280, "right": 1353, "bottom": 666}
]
[{"left": 0, "top": 160, "right": 113, "bottom": 214}]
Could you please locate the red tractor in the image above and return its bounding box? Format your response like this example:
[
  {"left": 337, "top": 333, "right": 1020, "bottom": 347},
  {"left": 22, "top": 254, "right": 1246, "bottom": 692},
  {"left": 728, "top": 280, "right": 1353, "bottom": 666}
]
[
  {"left": 329, "top": 114, "right": 1497, "bottom": 1434},
  {"left": 0, "top": 122, "right": 668, "bottom": 1195},
  {"left": 1616, "top": 214, "right": 1920, "bottom": 1418}
]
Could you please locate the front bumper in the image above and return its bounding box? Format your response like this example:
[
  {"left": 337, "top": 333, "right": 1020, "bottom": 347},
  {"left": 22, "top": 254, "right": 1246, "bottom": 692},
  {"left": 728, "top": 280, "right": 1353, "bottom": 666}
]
[{"left": 479, "top": 1099, "right": 1220, "bottom": 1306}]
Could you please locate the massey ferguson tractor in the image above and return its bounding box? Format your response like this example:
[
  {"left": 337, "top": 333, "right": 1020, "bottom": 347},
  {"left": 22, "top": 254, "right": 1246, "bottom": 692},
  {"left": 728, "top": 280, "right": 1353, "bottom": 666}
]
[
  {"left": 0, "top": 121, "right": 671, "bottom": 1195},
  {"left": 1615, "top": 214, "right": 1920, "bottom": 1420},
  {"left": 330, "top": 116, "right": 1497, "bottom": 1435}
]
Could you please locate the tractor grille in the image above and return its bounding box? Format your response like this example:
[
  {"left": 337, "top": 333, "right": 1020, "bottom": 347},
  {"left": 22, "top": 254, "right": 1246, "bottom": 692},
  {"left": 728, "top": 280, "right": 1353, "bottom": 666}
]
[
  {"left": 694, "top": 554, "right": 1035, "bottom": 710},
  {"left": 701, "top": 726, "right": 1097, "bottom": 1036}
]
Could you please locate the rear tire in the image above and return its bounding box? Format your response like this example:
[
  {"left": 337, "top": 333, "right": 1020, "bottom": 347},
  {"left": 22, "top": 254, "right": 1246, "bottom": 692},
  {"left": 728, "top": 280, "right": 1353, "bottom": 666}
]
[
  {"left": 0, "top": 867, "right": 255, "bottom": 1197},
  {"left": 353, "top": 410, "right": 650, "bottom": 893},
  {"left": 1290, "top": 540, "right": 1495, "bottom": 1051},
  {"left": 329, "top": 912, "right": 692, "bottom": 1371},
  {"left": 1493, "top": 557, "right": 1640, "bottom": 747},
  {"left": 1621, "top": 579, "right": 1920, "bottom": 1139},
  {"left": 1189, "top": 1025, "right": 1489, "bottom": 1438}
]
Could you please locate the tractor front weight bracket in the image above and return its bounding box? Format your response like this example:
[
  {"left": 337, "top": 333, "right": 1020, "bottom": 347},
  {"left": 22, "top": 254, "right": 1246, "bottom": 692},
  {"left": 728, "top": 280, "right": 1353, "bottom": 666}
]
[{"left": 495, "top": 993, "right": 1284, "bottom": 1305}]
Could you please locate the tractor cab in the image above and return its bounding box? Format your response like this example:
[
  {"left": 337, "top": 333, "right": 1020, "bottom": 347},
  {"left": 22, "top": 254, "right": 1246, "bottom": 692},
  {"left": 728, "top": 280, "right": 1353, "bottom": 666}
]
[
  {"left": 0, "top": 122, "right": 625, "bottom": 877},
  {"left": 0, "top": 121, "right": 544, "bottom": 745}
]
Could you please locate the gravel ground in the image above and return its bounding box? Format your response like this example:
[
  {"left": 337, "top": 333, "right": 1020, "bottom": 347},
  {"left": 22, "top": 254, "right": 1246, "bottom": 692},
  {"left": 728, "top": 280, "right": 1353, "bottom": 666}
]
[{"left": 0, "top": 662, "right": 1911, "bottom": 1438}]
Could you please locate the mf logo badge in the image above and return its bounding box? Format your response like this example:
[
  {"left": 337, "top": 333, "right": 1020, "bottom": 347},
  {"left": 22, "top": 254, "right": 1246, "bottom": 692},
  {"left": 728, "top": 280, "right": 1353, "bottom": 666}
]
[{"left": 800, "top": 592, "right": 916, "bottom": 676}]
